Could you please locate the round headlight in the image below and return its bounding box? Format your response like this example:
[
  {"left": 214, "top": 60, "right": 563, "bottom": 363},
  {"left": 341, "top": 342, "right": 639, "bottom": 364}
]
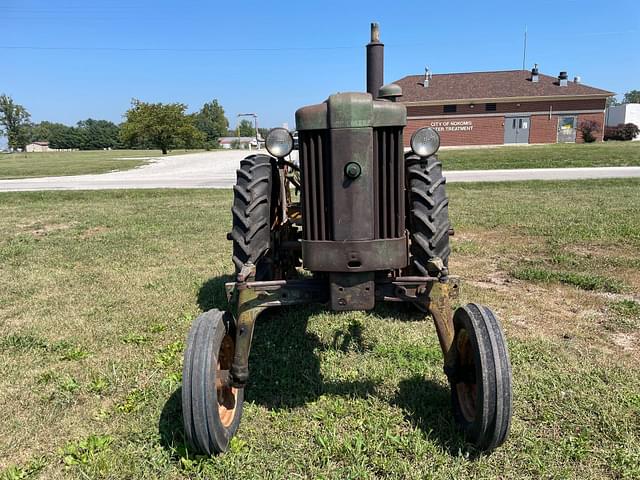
[
  {"left": 410, "top": 127, "right": 441, "bottom": 157},
  {"left": 266, "top": 128, "right": 294, "bottom": 157}
]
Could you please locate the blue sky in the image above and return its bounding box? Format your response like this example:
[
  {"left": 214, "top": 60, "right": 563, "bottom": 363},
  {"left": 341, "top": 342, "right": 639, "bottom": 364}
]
[{"left": 1, "top": 0, "right": 638, "bottom": 134}]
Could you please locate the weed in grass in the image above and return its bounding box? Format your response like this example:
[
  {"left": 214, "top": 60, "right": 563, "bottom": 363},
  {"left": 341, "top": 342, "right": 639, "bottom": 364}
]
[
  {"left": 117, "top": 388, "right": 147, "bottom": 414},
  {"left": 161, "top": 372, "right": 182, "bottom": 391},
  {"left": 511, "top": 267, "right": 626, "bottom": 293},
  {"left": 61, "top": 435, "right": 113, "bottom": 467},
  {"left": 610, "top": 299, "right": 640, "bottom": 318},
  {"left": 58, "top": 377, "right": 80, "bottom": 393},
  {"left": 0, "top": 457, "right": 46, "bottom": 480},
  {"left": 51, "top": 340, "right": 90, "bottom": 361},
  {"left": 156, "top": 340, "right": 183, "bottom": 369},
  {"left": 121, "top": 333, "right": 149, "bottom": 345},
  {"left": 58, "top": 346, "right": 90, "bottom": 361},
  {"left": 451, "top": 239, "right": 483, "bottom": 255},
  {"left": 605, "top": 299, "right": 640, "bottom": 332},
  {"left": 149, "top": 323, "right": 167, "bottom": 333},
  {"left": 36, "top": 371, "right": 58, "bottom": 385},
  {"left": 0, "top": 333, "right": 48, "bottom": 352},
  {"left": 88, "top": 377, "right": 110, "bottom": 395}
]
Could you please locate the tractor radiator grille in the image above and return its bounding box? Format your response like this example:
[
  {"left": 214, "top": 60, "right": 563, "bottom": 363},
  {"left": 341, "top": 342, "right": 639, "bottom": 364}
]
[
  {"left": 299, "top": 127, "right": 405, "bottom": 241},
  {"left": 300, "top": 130, "right": 331, "bottom": 241},
  {"left": 373, "top": 127, "right": 405, "bottom": 239}
]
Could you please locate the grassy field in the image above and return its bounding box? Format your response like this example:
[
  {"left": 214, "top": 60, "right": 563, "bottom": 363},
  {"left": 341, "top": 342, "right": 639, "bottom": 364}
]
[
  {"left": 439, "top": 141, "right": 640, "bottom": 170},
  {"left": 0, "top": 181, "right": 639, "bottom": 479},
  {"left": 0, "top": 150, "right": 198, "bottom": 179}
]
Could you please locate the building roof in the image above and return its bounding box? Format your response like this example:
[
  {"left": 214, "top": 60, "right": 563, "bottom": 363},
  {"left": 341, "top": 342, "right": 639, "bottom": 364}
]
[
  {"left": 29, "top": 141, "right": 50, "bottom": 146},
  {"left": 394, "top": 70, "right": 613, "bottom": 104}
]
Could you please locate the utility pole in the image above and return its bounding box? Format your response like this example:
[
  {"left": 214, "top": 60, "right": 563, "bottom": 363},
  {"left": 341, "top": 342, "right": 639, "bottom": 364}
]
[{"left": 522, "top": 25, "right": 527, "bottom": 71}]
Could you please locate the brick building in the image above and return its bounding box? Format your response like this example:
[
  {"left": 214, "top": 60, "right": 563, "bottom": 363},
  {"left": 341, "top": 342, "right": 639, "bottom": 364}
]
[{"left": 394, "top": 67, "right": 613, "bottom": 147}]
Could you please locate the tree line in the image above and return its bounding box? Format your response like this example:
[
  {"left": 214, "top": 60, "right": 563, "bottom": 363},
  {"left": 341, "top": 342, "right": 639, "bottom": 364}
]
[{"left": 0, "top": 94, "right": 263, "bottom": 154}]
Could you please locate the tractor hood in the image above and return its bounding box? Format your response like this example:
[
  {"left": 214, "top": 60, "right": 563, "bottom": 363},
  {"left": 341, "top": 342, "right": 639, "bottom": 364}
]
[{"left": 295, "top": 92, "right": 406, "bottom": 131}]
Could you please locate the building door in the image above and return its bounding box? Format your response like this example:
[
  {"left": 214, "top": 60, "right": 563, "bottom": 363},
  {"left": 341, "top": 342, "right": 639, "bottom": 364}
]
[
  {"left": 557, "top": 116, "right": 577, "bottom": 143},
  {"left": 504, "top": 116, "right": 530, "bottom": 144}
]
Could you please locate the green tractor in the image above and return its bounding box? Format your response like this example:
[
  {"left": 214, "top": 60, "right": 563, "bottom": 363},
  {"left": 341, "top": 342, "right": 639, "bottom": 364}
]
[{"left": 181, "top": 23, "right": 512, "bottom": 455}]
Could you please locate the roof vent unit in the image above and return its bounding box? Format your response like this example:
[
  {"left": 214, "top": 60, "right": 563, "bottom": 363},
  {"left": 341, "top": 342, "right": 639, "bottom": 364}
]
[
  {"left": 423, "top": 67, "right": 432, "bottom": 88},
  {"left": 574, "top": 75, "right": 581, "bottom": 84},
  {"left": 559, "top": 71, "right": 568, "bottom": 87},
  {"left": 531, "top": 64, "right": 539, "bottom": 83}
]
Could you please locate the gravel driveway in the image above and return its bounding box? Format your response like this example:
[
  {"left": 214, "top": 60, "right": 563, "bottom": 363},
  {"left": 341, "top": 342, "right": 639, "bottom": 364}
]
[{"left": 1, "top": 150, "right": 640, "bottom": 192}]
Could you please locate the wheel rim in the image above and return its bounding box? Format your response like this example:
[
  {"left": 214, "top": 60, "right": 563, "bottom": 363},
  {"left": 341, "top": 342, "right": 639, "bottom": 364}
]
[
  {"left": 216, "top": 334, "right": 238, "bottom": 428},
  {"left": 455, "top": 329, "right": 477, "bottom": 423}
]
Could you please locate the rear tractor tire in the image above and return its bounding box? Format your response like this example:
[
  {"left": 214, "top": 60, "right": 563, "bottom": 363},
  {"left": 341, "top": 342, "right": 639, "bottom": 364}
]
[
  {"left": 230, "top": 154, "right": 276, "bottom": 280},
  {"left": 406, "top": 154, "right": 451, "bottom": 277},
  {"left": 446, "top": 303, "right": 513, "bottom": 452},
  {"left": 182, "top": 309, "right": 244, "bottom": 455}
]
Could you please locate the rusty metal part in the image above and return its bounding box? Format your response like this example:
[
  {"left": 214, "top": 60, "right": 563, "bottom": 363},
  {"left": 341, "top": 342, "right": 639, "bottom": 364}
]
[
  {"left": 278, "top": 166, "right": 289, "bottom": 224},
  {"left": 228, "top": 275, "right": 328, "bottom": 387},
  {"left": 330, "top": 272, "right": 375, "bottom": 311},
  {"left": 229, "top": 285, "right": 265, "bottom": 386},
  {"left": 427, "top": 277, "right": 460, "bottom": 367},
  {"left": 374, "top": 275, "right": 439, "bottom": 303},
  {"left": 227, "top": 266, "right": 460, "bottom": 388},
  {"left": 302, "top": 235, "right": 409, "bottom": 272},
  {"left": 216, "top": 335, "right": 239, "bottom": 427},
  {"left": 237, "top": 263, "right": 256, "bottom": 282}
]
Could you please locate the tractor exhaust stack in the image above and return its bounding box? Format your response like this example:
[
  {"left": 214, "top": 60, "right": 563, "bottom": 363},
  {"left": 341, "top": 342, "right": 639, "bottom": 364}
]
[{"left": 366, "top": 22, "right": 384, "bottom": 98}]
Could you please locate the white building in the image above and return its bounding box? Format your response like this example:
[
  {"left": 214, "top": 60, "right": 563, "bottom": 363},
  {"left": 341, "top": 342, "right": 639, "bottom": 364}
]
[
  {"left": 218, "top": 136, "right": 261, "bottom": 150},
  {"left": 606, "top": 104, "right": 640, "bottom": 140},
  {"left": 25, "top": 141, "right": 52, "bottom": 152}
]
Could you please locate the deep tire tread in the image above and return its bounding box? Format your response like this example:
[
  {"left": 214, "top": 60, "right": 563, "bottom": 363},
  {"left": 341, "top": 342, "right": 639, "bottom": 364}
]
[
  {"left": 231, "top": 155, "right": 274, "bottom": 279},
  {"left": 406, "top": 154, "right": 451, "bottom": 275}
]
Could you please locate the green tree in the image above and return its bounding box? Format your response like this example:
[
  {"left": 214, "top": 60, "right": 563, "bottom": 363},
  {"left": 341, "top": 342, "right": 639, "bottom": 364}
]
[
  {"left": 120, "top": 99, "right": 204, "bottom": 154},
  {"left": 606, "top": 96, "right": 620, "bottom": 107},
  {"left": 237, "top": 119, "right": 255, "bottom": 137},
  {"left": 623, "top": 90, "right": 640, "bottom": 104},
  {"left": 258, "top": 127, "right": 270, "bottom": 140},
  {"left": 31, "top": 121, "right": 75, "bottom": 149},
  {"left": 76, "top": 119, "right": 120, "bottom": 150},
  {"left": 0, "top": 94, "right": 32, "bottom": 151},
  {"left": 194, "top": 99, "right": 228, "bottom": 146}
]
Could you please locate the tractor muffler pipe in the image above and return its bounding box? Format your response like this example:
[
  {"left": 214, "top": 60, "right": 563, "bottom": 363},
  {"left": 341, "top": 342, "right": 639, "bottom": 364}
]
[{"left": 366, "top": 22, "right": 384, "bottom": 98}]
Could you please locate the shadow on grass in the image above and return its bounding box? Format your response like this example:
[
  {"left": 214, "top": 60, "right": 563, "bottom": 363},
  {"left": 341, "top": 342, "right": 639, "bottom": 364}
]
[
  {"left": 158, "top": 275, "right": 467, "bottom": 457},
  {"left": 393, "top": 376, "right": 468, "bottom": 456},
  {"left": 158, "top": 387, "right": 186, "bottom": 458}
]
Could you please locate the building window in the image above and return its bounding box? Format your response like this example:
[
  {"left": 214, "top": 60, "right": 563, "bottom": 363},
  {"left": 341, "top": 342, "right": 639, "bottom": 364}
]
[
  {"left": 485, "top": 103, "right": 497, "bottom": 111},
  {"left": 443, "top": 104, "right": 457, "bottom": 113}
]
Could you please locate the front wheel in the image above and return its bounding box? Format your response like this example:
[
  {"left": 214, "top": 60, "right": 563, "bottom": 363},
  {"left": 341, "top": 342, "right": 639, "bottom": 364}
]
[
  {"left": 182, "top": 309, "right": 244, "bottom": 454},
  {"left": 447, "top": 303, "right": 512, "bottom": 452}
]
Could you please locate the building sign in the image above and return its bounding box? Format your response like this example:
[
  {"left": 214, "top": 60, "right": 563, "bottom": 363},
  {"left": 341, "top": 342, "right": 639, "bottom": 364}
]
[{"left": 430, "top": 120, "right": 474, "bottom": 132}]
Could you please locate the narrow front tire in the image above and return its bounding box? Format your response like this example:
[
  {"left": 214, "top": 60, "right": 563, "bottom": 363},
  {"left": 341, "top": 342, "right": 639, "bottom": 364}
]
[
  {"left": 182, "top": 309, "right": 244, "bottom": 454},
  {"left": 447, "top": 303, "right": 512, "bottom": 452}
]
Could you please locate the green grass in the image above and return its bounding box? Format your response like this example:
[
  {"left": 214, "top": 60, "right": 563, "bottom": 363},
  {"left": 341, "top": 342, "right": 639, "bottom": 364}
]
[
  {"left": 439, "top": 141, "right": 640, "bottom": 170},
  {"left": 511, "top": 267, "right": 626, "bottom": 293},
  {"left": 0, "top": 149, "right": 199, "bottom": 179},
  {"left": 1, "top": 181, "right": 639, "bottom": 478}
]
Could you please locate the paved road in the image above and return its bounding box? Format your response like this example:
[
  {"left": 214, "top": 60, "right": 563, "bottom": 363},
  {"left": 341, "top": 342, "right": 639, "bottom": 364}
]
[{"left": 1, "top": 150, "right": 640, "bottom": 192}]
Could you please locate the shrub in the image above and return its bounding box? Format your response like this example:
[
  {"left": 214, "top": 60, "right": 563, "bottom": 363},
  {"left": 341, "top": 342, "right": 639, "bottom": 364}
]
[
  {"left": 604, "top": 122, "right": 639, "bottom": 141},
  {"left": 578, "top": 120, "right": 600, "bottom": 143}
]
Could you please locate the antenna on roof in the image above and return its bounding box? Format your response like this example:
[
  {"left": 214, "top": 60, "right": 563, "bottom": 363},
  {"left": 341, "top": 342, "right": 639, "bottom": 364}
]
[{"left": 521, "top": 25, "right": 527, "bottom": 70}]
